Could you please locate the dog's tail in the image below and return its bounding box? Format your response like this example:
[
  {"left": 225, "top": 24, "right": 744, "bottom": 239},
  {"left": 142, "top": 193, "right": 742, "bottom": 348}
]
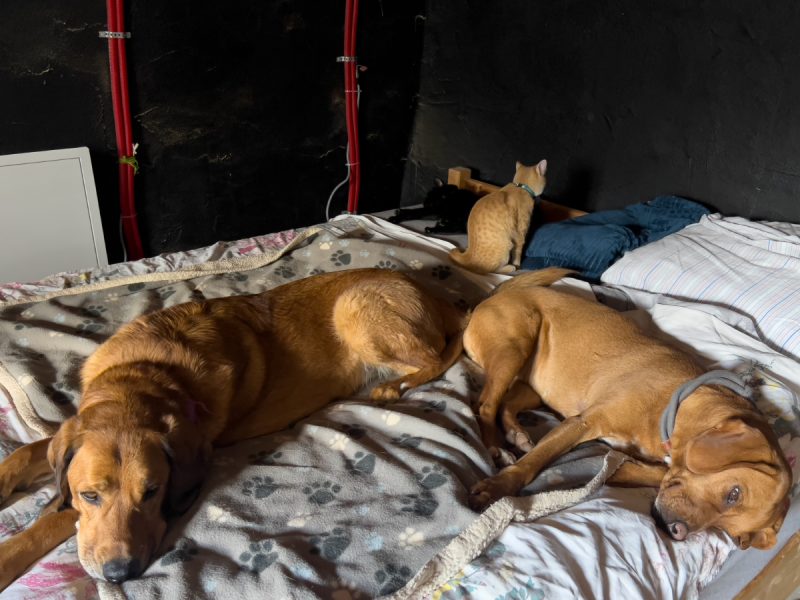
[{"left": 495, "top": 267, "right": 577, "bottom": 293}]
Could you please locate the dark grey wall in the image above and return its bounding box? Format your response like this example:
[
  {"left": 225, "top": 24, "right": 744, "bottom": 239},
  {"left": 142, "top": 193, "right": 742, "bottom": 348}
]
[
  {"left": 1, "top": 1, "right": 425, "bottom": 258},
  {"left": 404, "top": 1, "right": 800, "bottom": 222}
]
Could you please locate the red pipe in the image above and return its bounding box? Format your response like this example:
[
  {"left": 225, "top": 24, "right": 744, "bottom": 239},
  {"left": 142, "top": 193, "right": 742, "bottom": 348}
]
[
  {"left": 343, "top": 0, "right": 361, "bottom": 214},
  {"left": 105, "top": 0, "right": 144, "bottom": 259}
]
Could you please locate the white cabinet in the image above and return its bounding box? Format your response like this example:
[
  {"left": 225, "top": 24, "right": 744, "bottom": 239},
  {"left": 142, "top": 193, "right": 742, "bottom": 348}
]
[{"left": 0, "top": 147, "right": 108, "bottom": 284}]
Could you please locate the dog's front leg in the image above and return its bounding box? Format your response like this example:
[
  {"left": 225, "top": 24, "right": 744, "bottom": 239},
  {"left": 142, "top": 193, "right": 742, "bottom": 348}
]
[
  {"left": 0, "top": 507, "right": 78, "bottom": 591},
  {"left": 469, "top": 414, "right": 595, "bottom": 511},
  {"left": 607, "top": 460, "right": 667, "bottom": 488},
  {"left": 0, "top": 438, "right": 52, "bottom": 504}
]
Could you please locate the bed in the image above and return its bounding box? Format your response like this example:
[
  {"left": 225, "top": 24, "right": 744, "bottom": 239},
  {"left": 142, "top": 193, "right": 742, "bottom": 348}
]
[{"left": 0, "top": 172, "right": 798, "bottom": 600}]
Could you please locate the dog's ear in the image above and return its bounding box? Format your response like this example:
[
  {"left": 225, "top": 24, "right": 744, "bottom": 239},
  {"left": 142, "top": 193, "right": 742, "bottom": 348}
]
[
  {"left": 737, "top": 497, "right": 790, "bottom": 550},
  {"left": 515, "top": 160, "right": 522, "bottom": 171},
  {"left": 737, "top": 526, "right": 778, "bottom": 550},
  {"left": 160, "top": 414, "right": 210, "bottom": 516},
  {"left": 536, "top": 159, "right": 547, "bottom": 176},
  {"left": 47, "top": 416, "right": 82, "bottom": 509},
  {"left": 685, "top": 418, "right": 778, "bottom": 474}
]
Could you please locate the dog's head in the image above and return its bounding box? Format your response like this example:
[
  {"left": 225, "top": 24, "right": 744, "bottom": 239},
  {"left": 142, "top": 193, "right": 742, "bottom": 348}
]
[
  {"left": 653, "top": 417, "right": 791, "bottom": 549},
  {"left": 48, "top": 399, "right": 209, "bottom": 582}
]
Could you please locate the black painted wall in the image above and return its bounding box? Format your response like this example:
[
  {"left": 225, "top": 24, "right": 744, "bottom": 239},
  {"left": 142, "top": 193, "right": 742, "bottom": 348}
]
[
  {"left": 404, "top": 1, "right": 800, "bottom": 222},
  {"left": 1, "top": 0, "right": 424, "bottom": 259},
  {"left": 5, "top": 0, "right": 800, "bottom": 264}
]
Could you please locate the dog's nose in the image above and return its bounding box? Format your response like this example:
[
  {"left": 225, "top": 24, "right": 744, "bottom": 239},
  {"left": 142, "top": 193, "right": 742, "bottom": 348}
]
[
  {"left": 667, "top": 520, "right": 689, "bottom": 541},
  {"left": 102, "top": 558, "right": 141, "bottom": 583}
]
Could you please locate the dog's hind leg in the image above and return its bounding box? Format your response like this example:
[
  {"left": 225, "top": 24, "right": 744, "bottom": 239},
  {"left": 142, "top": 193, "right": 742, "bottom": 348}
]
[
  {"left": 473, "top": 344, "right": 533, "bottom": 455},
  {"left": 469, "top": 414, "right": 597, "bottom": 511},
  {"left": 500, "top": 381, "right": 542, "bottom": 455},
  {"left": 0, "top": 438, "right": 52, "bottom": 504},
  {"left": 0, "top": 506, "right": 78, "bottom": 591},
  {"left": 370, "top": 332, "right": 463, "bottom": 401}
]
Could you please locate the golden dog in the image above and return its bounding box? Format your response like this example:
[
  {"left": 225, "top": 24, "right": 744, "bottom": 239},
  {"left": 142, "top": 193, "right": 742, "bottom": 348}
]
[
  {"left": 464, "top": 268, "right": 791, "bottom": 549},
  {"left": 0, "top": 268, "right": 464, "bottom": 589}
]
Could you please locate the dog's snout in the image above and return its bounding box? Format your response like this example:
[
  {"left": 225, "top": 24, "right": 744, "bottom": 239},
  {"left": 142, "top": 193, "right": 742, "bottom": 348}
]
[
  {"left": 651, "top": 503, "right": 690, "bottom": 541},
  {"left": 667, "top": 520, "right": 689, "bottom": 541},
  {"left": 102, "top": 558, "right": 141, "bottom": 583}
]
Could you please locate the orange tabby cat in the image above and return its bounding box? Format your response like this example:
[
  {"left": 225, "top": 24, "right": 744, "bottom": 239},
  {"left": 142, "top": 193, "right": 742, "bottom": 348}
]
[{"left": 449, "top": 160, "right": 547, "bottom": 274}]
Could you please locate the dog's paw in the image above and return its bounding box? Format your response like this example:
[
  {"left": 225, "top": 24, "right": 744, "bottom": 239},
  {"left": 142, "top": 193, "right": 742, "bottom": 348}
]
[
  {"left": 492, "top": 447, "right": 517, "bottom": 468},
  {"left": 370, "top": 382, "right": 402, "bottom": 402},
  {"left": 469, "top": 471, "right": 522, "bottom": 512},
  {"left": 505, "top": 428, "right": 535, "bottom": 454}
]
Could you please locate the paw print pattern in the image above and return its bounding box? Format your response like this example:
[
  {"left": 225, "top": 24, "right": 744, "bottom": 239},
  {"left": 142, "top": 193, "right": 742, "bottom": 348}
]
[
  {"left": 423, "top": 399, "right": 447, "bottom": 413},
  {"left": 239, "top": 540, "right": 278, "bottom": 573},
  {"left": 408, "top": 259, "right": 424, "bottom": 270},
  {"left": 50, "top": 382, "right": 74, "bottom": 406},
  {"left": 345, "top": 451, "right": 376, "bottom": 475},
  {"left": 157, "top": 287, "right": 176, "bottom": 300},
  {"left": 341, "top": 423, "right": 367, "bottom": 439},
  {"left": 309, "top": 527, "right": 351, "bottom": 560},
  {"left": 392, "top": 433, "right": 423, "bottom": 448},
  {"left": 81, "top": 304, "right": 107, "bottom": 318},
  {"left": 375, "top": 259, "right": 398, "bottom": 270},
  {"left": 77, "top": 319, "right": 104, "bottom": 335},
  {"left": 127, "top": 282, "right": 146, "bottom": 292},
  {"left": 274, "top": 265, "right": 295, "bottom": 279},
  {"left": 241, "top": 475, "right": 279, "bottom": 499},
  {"left": 308, "top": 267, "right": 326, "bottom": 276},
  {"left": 416, "top": 465, "right": 448, "bottom": 489},
  {"left": 398, "top": 527, "right": 425, "bottom": 548},
  {"left": 247, "top": 450, "right": 283, "bottom": 466},
  {"left": 431, "top": 265, "right": 452, "bottom": 280},
  {"left": 330, "top": 250, "right": 352, "bottom": 266},
  {"left": 399, "top": 490, "right": 438, "bottom": 516},
  {"left": 303, "top": 481, "right": 342, "bottom": 505},
  {"left": 329, "top": 433, "right": 351, "bottom": 451},
  {"left": 225, "top": 273, "right": 249, "bottom": 283},
  {"left": 374, "top": 563, "right": 413, "bottom": 596},
  {"left": 160, "top": 538, "right": 199, "bottom": 566}
]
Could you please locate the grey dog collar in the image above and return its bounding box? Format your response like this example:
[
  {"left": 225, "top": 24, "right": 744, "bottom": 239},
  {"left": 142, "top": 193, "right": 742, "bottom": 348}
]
[{"left": 659, "top": 369, "right": 755, "bottom": 444}]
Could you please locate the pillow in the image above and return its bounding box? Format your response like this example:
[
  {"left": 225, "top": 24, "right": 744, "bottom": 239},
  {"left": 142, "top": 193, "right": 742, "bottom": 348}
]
[{"left": 601, "top": 213, "right": 800, "bottom": 360}]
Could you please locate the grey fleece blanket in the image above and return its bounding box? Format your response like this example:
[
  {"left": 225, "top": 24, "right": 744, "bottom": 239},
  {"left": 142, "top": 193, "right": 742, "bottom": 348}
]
[{"left": 0, "top": 217, "right": 620, "bottom": 599}]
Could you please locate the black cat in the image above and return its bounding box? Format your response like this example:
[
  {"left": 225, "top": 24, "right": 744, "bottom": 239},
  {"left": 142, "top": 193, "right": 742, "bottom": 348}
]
[{"left": 389, "top": 180, "right": 479, "bottom": 234}]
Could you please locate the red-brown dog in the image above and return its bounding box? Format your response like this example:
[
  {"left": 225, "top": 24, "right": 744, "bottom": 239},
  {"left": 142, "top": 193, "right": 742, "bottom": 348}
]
[
  {"left": 464, "top": 268, "right": 791, "bottom": 549},
  {"left": 0, "top": 268, "right": 464, "bottom": 589}
]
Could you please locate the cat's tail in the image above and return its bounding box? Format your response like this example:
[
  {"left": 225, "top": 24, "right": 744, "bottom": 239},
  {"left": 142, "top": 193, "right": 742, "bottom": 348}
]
[{"left": 448, "top": 248, "right": 493, "bottom": 274}]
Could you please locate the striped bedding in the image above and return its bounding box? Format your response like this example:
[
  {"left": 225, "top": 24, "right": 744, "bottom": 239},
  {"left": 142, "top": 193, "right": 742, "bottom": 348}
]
[{"left": 601, "top": 213, "right": 800, "bottom": 360}]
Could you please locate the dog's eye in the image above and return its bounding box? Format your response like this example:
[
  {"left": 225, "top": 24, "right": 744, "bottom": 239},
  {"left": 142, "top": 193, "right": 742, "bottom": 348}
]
[
  {"left": 80, "top": 491, "right": 100, "bottom": 505},
  {"left": 726, "top": 486, "right": 742, "bottom": 506},
  {"left": 143, "top": 486, "right": 159, "bottom": 501}
]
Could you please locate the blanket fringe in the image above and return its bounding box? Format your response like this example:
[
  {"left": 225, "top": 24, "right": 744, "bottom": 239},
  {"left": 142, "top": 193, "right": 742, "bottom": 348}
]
[{"left": 387, "top": 450, "right": 629, "bottom": 600}]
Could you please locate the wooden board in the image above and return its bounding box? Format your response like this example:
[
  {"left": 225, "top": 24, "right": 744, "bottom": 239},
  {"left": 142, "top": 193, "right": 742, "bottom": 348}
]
[
  {"left": 735, "top": 531, "right": 800, "bottom": 600},
  {"left": 447, "top": 166, "right": 587, "bottom": 223}
]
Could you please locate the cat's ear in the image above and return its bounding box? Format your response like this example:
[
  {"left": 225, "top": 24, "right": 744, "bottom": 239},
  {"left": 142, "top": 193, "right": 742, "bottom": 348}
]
[
  {"left": 515, "top": 161, "right": 522, "bottom": 171},
  {"left": 435, "top": 177, "right": 444, "bottom": 187},
  {"left": 537, "top": 160, "right": 548, "bottom": 176}
]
